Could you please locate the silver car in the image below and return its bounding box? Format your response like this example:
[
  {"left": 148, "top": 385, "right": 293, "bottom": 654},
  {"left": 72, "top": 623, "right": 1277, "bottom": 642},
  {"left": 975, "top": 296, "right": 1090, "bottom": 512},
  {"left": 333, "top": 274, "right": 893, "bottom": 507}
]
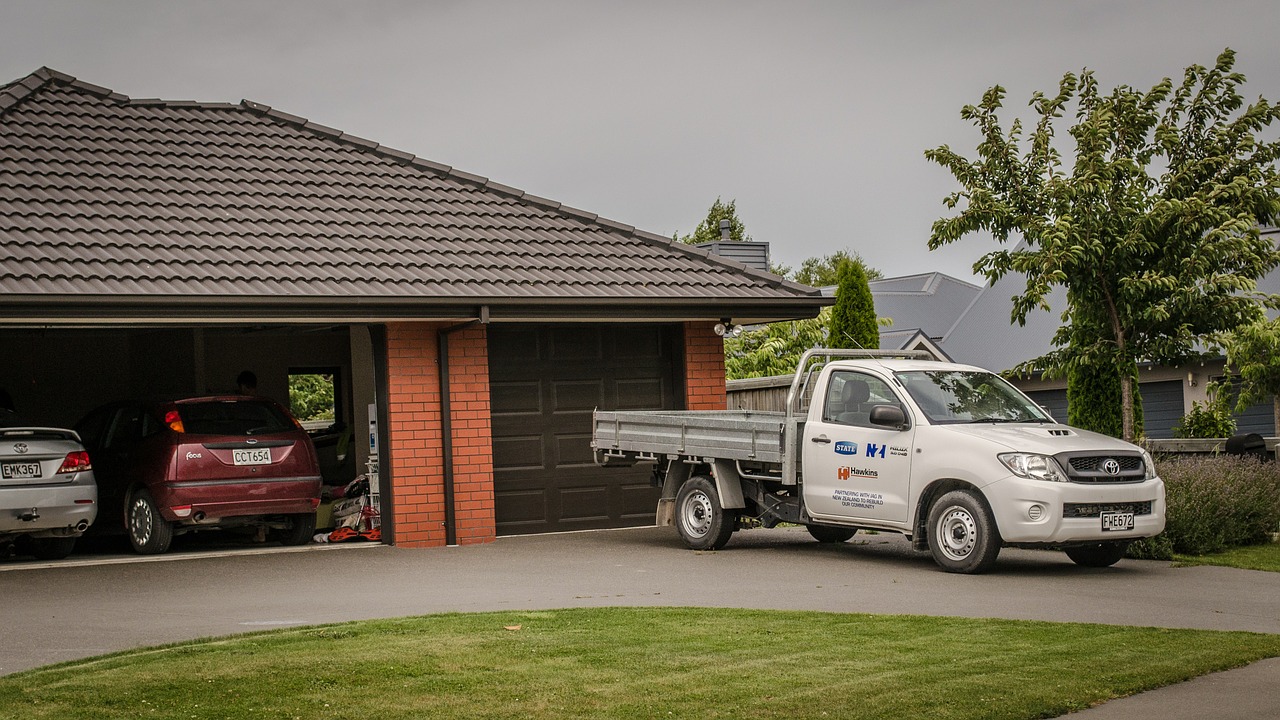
[{"left": 1, "top": 419, "right": 98, "bottom": 560}]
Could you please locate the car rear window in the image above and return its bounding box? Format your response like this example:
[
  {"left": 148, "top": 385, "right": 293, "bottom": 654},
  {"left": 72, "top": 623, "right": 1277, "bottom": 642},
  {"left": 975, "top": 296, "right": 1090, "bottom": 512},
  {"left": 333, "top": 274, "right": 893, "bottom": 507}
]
[{"left": 177, "top": 401, "right": 296, "bottom": 436}]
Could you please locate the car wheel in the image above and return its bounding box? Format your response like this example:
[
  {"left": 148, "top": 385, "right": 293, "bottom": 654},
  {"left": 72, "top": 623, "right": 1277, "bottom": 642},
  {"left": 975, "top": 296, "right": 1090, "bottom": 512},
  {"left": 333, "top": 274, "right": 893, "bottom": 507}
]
[
  {"left": 126, "top": 488, "right": 173, "bottom": 555},
  {"left": 927, "top": 490, "right": 1001, "bottom": 574},
  {"left": 1065, "top": 541, "right": 1129, "bottom": 568},
  {"left": 28, "top": 537, "right": 77, "bottom": 560},
  {"left": 675, "top": 476, "right": 737, "bottom": 551},
  {"left": 278, "top": 513, "right": 317, "bottom": 546},
  {"left": 807, "top": 525, "right": 857, "bottom": 543}
]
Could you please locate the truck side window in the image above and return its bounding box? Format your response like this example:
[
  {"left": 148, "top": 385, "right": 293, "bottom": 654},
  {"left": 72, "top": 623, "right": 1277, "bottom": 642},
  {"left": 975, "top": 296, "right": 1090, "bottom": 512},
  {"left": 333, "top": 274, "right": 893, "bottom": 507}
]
[{"left": 823, "top": 371, "right": 902, "bottom": 428}]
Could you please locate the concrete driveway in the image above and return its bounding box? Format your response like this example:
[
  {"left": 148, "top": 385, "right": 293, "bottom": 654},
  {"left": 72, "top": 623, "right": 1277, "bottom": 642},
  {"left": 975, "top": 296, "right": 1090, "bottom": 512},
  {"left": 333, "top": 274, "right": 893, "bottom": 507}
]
[{"left": 2, "top": 526, "right": 1278, "bottom": 717}]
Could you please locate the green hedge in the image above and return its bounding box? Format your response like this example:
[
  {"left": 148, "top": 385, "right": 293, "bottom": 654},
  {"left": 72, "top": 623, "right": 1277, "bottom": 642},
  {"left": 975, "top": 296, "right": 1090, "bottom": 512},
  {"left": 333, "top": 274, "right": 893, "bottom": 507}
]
[{"left": 1128, "top": 454, "right": 1280, "bottom": 560}]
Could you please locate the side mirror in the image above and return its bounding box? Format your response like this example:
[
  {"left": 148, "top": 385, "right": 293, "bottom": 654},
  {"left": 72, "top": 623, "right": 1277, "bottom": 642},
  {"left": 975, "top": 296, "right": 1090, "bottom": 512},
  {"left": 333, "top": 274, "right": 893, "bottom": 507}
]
[{"left": 869, "top": 405, "right": 908, "bottom": 430}]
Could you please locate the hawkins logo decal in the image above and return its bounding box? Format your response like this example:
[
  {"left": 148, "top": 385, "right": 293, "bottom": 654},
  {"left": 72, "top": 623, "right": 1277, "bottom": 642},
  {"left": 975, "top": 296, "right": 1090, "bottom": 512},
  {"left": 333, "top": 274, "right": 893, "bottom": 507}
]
[
  {"left": 837, "top": 466, "right": 879, "bottom": 480},
  {"left": 834, "top": 441, "right": 858, "bottom": 456}
]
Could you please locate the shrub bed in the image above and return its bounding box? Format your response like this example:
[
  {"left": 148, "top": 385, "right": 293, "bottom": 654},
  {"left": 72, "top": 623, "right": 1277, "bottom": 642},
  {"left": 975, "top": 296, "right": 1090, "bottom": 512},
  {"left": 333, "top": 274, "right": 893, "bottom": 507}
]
[{"left": 1129, "top": 454, "right": 1280, "bottom": 560}]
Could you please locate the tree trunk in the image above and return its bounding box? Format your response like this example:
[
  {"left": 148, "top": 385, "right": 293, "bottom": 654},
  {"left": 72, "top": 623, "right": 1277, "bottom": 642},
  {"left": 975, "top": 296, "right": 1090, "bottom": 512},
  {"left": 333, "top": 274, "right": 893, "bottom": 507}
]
[
  {"left": 1273, "top": 395, "right": 1279, "bottom": 440},
  {"left": 1119, "top": 372, "right": 1135, "bottom": 443}
]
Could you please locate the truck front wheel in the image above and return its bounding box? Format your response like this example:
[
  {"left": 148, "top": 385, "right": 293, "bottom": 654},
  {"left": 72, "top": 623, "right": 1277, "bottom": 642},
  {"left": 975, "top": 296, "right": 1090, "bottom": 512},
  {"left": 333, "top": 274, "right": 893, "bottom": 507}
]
[
  {"left": 927, "top": 490, "right": 1001, "bottom": 574},
  {"left": 675, "top": 476, "right": 737, "bottom": 551}
]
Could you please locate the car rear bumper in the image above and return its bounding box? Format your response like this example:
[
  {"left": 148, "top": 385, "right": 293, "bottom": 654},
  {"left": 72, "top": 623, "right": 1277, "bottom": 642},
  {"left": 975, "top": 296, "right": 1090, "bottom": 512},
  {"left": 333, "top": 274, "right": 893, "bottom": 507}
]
[
  {"left": 153, "top": 475, "right": 321, "bottom": 522},
  {"left": 0, "top": 483, "right": 98, "bottom": 537},
  {"left": 986, "top": 474, "right": 1166, "bottom": 544}
]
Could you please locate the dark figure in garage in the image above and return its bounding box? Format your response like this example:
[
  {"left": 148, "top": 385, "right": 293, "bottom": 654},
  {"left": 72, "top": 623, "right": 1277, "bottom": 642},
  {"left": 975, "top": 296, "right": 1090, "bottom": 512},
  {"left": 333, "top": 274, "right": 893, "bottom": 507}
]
[{"left": 236, "top": 370, "right": 258, "bottom": 396}]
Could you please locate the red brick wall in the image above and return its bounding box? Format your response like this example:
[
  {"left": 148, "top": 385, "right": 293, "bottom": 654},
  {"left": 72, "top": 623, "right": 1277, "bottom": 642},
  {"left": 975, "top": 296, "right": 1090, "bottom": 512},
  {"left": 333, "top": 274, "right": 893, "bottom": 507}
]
[
  {"left": 444, "top": 325, "right": 495, "bottom": 545},
  {"left": 385, "top": 322, "right": 495, "bottom": 547},
  {"left": 684, "top": 321, "right": 727, "bottom": 410}
]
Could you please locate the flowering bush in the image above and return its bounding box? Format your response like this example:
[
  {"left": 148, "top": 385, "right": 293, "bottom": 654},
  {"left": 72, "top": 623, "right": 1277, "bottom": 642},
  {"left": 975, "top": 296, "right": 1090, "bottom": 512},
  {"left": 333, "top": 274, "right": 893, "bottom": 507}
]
[{"left": 1128, "top": 454, "right": 1280, "bottom": 559}]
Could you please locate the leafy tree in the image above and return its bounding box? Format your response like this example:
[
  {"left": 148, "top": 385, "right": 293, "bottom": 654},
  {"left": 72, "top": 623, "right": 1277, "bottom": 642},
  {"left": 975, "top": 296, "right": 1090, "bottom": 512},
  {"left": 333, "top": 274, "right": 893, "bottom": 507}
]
[
  {"left": 289, "top": 374, "right": 335, "bottom": 422},
  {"left": 725, "top": 309, "right": 829, "bottom": 379},
  {"left": 1225, "top": 316, "right": 1280, "bottom": 432},
  {"left": 926, "top": 49, "right": 1280, "bottom": 442},
  {"left": 828, "top": 259, "right": 879, "bottom": 349},
  {"left": 1172, "top": 381, "right": 1237, "bottom": 438},
  {"left": 676, "top": 197, "right": 751, "bottom": 245},
  {"left": 1067, "top": 361, "right": 1143, "bottom": 438},
  {"left": 792, "top": 250, "right": 883, "bottom": 286}
]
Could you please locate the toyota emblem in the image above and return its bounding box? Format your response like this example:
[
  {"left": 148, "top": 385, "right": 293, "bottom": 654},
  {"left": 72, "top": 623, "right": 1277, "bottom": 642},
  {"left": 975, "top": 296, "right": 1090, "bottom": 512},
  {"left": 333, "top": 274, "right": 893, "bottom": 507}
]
[
  {"left": 12, "top": 442, "right": 28, "bottom": 454},
  {"left": 1101, "top": 459, "right": 1121, "bottom": 475}
]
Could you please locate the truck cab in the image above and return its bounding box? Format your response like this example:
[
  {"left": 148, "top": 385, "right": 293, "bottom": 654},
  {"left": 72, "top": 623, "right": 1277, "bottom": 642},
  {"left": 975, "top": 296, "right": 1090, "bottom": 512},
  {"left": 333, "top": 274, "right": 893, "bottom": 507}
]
[{"left": 796, "top": 358, "right": 1164, "bottom": 572}]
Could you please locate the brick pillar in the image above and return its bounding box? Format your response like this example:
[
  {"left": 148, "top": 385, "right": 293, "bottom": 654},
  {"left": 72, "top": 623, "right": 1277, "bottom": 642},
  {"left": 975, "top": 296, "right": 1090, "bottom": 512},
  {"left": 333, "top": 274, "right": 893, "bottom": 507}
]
[
  {"left": 684, "top": 321, "right": 727, "bottom": 410},
  {"left": 444, "top": 325, "right": 496, "bottom": 545},
  {"left": 385, "top": 322, "right": 496, "bottom": 547}
]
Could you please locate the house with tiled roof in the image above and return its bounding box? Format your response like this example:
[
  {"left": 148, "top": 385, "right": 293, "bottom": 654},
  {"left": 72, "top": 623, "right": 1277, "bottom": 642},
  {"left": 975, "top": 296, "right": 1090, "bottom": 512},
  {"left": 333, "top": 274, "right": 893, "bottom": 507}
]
[{"left": 0, "top": 68, "right": 830, "bottom": 546}]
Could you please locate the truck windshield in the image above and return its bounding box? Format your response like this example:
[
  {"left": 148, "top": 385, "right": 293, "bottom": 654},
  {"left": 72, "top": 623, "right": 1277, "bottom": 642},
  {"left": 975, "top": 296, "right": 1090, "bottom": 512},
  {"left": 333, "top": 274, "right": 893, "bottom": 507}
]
[{"left": 894, "top": 370, "right": 1053, "bottom": 425}]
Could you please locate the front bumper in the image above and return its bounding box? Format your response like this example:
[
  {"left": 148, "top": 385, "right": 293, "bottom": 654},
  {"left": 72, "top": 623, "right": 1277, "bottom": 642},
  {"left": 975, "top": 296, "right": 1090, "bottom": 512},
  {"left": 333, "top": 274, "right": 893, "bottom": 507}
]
[
  {"left": 0, "top": 482, "right": 98, "bottom": 538},
  {"left": 985, "top": 473, "right": 1165, "bottom": 544}
]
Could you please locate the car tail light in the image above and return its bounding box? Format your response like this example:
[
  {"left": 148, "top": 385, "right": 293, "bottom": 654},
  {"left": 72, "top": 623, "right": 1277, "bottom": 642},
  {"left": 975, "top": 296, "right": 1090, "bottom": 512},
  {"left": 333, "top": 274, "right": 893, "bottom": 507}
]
[
  {"left": 165, "top": 410, "right": 185, "bottom": 433},
  {"left": 171, "top": 505, "right": 193, "bottom": 518},
  {"left": 57, "top": 451, "right": 92, "bottom": 474}
]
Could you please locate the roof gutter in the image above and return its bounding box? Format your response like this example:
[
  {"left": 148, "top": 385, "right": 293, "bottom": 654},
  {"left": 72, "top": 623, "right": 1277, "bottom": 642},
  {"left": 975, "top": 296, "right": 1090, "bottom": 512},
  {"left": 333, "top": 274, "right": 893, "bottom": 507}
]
[{"left": 437, "top": 306, "right": 490, "bottom": 546}]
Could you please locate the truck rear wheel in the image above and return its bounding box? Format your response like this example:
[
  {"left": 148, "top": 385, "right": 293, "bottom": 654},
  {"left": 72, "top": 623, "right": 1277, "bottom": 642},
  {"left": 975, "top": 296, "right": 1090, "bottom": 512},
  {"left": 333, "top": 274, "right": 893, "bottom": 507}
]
[
  {"left": 927, "top": 490, "right": 1001, "bottom": 574},
  {"left": 675, "top": 476, "right": 736, "bottom": 551},
  {"left": 1065, "top": 541, "right": 1129, "bottom": 568},
  {"left": 807, "top": 525, "right": 857, "bottom": 543}
]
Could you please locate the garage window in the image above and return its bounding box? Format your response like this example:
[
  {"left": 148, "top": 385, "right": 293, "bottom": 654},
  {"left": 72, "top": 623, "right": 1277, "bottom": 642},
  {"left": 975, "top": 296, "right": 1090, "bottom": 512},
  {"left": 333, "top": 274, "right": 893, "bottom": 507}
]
[{"left": 288, "top": 367, "right": 341, "bottom": 432}]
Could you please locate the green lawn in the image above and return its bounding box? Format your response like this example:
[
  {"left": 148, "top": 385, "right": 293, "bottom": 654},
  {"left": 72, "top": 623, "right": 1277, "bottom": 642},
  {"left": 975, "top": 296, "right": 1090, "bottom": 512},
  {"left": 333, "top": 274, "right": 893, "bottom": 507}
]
[
  {"left": 3, "top": 608, "right": 1279, "bottom": 720},
  {"left": 1175, "top": 540, "right": 1280, "bottom": 572}
]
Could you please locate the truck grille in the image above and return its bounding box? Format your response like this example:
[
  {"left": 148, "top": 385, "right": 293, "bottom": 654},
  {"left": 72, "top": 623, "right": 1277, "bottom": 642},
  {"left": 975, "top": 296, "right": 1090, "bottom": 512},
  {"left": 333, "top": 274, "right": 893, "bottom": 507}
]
[
  {"left": 1063, "top": 501, "right": 1154, "bottom": 518},
  {"left": 1055, "top": 452, "right": 1146, "bottom": 484}
]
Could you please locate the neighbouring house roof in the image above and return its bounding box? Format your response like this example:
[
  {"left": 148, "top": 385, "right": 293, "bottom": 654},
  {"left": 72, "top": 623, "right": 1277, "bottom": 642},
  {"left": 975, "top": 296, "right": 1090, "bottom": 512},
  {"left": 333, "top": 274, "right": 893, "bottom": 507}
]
[
  {"left": 865, "top": 272, "right": 983, "bottom": 342},
  {"left": 0, "top": 68, "right": 828, "bottom": 324},
  {"left": 823, "top": 271, "right": 983, "bottom": 353},
  {"left": 923, "top": 226, "right": 1280, "bottom": 374}
]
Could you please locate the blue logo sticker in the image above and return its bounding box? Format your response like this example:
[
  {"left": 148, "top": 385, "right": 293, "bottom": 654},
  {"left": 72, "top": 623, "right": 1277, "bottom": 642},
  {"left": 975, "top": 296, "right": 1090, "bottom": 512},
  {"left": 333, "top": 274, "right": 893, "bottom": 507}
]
[{"left": 834, "top": 441, "right": 858, "bottom": 455}]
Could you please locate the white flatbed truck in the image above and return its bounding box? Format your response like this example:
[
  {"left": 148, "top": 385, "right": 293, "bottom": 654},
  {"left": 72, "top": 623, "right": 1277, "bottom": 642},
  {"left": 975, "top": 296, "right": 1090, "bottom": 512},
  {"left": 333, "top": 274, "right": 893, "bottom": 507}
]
[{"left": 591, "top": 349, "right": 1165, "bottom": 573}]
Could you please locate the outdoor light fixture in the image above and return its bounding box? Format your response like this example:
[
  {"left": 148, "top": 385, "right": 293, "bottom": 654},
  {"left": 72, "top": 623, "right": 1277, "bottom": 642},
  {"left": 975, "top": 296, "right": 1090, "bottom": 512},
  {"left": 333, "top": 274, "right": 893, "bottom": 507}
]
[{"left": 714, "top": 320, "right": 743, "bottom": 337}]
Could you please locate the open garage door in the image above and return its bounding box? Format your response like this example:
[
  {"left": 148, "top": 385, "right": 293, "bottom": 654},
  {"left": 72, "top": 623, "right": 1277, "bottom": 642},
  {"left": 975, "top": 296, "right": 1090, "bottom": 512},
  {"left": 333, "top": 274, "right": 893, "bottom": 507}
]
[
  {"left": 0, "top": 325, "right": 374, "bottom": 556},
  {"left": 488, "top": 324, "right": 679, "bottom": 535}
]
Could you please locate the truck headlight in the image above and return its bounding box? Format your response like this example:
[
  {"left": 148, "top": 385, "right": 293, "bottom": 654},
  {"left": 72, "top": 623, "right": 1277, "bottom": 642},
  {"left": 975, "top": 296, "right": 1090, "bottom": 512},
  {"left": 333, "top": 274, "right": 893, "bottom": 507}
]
[
  {"left": 998, "top": 453, "right": 1068, "bottom": 483},
  {"left": 1140, "top": 449, "right": 1158, "bottom": 481}
]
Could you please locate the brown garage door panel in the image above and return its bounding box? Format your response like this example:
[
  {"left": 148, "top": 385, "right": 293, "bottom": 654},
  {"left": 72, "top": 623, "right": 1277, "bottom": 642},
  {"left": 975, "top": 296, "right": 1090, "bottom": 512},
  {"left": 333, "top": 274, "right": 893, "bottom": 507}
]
[
  {"left": 552, "top": 381, "right": 605, "bottom": 412},
  {"left": 491, "top": 381, "right": 543, "bottom": 415},
  {"left": 489, "top": 324, "right": 678, "bottom": 535},
  {"left": 492, "top": 435, "right": 544, "bottom": 471},
  {"left": 555, "top": 433, "right": 597, "bottom": 469},
  {"left": 494, "top": 489, "right": 549, "bottom": 527}
]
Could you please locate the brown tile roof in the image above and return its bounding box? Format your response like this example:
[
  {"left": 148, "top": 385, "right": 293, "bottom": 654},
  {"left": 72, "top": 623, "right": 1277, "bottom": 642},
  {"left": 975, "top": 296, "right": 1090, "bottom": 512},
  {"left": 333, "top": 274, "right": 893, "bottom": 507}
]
[{"left": 0, "top": 68, "right": 826, "bottom": 323}]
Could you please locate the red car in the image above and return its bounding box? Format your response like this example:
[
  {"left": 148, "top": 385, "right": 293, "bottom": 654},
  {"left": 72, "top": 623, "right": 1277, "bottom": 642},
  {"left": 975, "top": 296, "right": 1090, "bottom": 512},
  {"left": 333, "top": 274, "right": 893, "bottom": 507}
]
[{"left": 75, "top": 396, "right": 322, "bottom": 554}]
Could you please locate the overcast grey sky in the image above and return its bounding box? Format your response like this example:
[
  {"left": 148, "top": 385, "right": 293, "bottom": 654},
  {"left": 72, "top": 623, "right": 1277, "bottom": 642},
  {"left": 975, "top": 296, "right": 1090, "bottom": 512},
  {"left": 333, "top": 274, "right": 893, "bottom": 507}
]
[{"left": 3, "top": 1, "right": 1278, "bottom": 283}]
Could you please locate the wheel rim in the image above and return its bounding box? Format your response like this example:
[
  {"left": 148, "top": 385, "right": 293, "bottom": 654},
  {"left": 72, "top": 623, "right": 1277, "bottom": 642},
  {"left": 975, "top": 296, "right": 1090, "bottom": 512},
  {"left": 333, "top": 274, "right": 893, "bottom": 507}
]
[
  {"left": 129, "top": 498, "right": 153, "bottom": 545},
  {"left": 680, "top": 489, "right": 714, "bottom": 539},
  {"left": 936, "top": 505, "right": 977, "bottom": 561}
]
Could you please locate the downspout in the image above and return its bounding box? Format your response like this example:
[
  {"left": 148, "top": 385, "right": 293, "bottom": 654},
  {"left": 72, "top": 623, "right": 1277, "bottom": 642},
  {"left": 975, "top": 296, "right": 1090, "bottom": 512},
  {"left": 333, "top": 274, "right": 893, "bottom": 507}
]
[{"left": 438, "top": 307, "right": 490, "bottom": 546}]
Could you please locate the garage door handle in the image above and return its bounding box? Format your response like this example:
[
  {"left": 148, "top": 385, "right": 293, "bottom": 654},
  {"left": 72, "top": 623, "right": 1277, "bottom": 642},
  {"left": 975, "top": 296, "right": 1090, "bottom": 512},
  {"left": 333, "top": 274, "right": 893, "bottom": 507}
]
[{"left": 811, "top": 436, "right": 831, "bottom": 444}]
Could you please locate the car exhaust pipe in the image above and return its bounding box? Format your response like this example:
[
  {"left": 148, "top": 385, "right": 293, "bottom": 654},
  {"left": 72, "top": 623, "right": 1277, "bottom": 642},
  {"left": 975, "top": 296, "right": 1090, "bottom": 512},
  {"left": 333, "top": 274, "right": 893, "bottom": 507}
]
[
  {"left": 193, "top": 511, "right": 206, "bottom": 522},
  {"left": 75, "top": 519, "right": 89, "bottom": 532}
]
